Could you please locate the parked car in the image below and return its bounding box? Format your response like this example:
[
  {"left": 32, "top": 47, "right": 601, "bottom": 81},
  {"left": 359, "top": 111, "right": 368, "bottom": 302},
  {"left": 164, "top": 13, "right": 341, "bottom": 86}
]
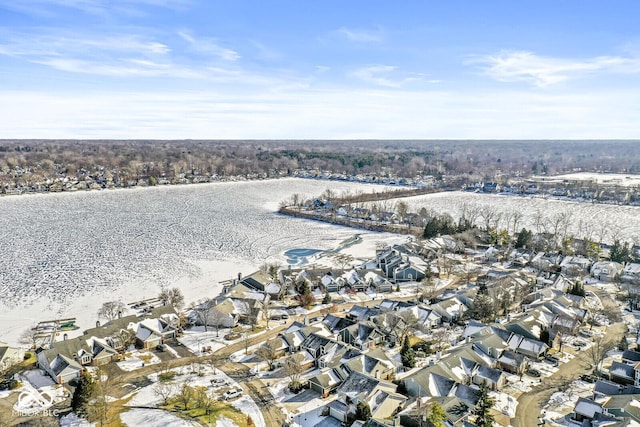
[
  {"left": 527, "top": 368, "right": 542, "bottom": 378},
  {"left": 544, "top": 355, "right": 559, "bottom": 367},
  {"left": 210, "top": 378, "right": 229, "bottom": 387},
  {"left": 221, "top": 388, "right": 242, "bottom": 400},
  {"left": 156, "top": 344, "right": 165, "bottom": 352},
  {"left": 580, "top": 374, "right": 598, "bottom": 383},
  {"left": 579, "top": 329, "right": 595, "bottom": 338}
]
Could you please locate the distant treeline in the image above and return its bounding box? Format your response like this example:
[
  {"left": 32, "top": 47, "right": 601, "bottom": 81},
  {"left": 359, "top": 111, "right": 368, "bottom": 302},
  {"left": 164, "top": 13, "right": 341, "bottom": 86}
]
[{"left": 1, "top": 139, "right": 640, "bottom": 194}]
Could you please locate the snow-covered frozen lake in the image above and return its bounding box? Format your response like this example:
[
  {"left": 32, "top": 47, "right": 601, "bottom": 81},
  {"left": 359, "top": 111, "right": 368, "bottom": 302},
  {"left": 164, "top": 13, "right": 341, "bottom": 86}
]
[
  {"left": 2, "top": 179, "right": 639, "bottom": 345},
  {"left": 0, "top": 178, "right": 391, "bottom": 344},
  {"left": 391, "top": 191, "right": 640, "bottom": 244}
]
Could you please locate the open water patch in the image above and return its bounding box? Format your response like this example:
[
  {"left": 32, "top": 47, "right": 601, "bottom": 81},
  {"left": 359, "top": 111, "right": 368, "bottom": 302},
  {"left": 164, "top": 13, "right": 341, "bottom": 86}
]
[{"left": 284, "top": 248, "right": 323, "bottom": 266}]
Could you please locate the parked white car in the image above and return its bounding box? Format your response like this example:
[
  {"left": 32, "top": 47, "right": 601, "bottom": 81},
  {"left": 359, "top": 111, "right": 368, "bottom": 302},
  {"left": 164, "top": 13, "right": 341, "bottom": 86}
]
[{"left": 221, "top": 388, "right": 242, "bottom": 400}]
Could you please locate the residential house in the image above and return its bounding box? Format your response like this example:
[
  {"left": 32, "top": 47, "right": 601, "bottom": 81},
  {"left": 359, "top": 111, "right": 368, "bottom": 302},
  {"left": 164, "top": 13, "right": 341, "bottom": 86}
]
[
  {"left": 602, "top": 394, "right": 640, "bottom": 422},
  {"left": 37, "top": 336, "right": 119, "bottom": 383},
  {"left": 339, "top": 322, "right": 385, "bottom": 350},
  {"left": 329, "top": 371, "right": 406, "bottom": 423},
  {"left": 623, "top": 263, "right": 640, "bottom": 284},
  {"left": 0, "top": 343, "right": 24, "bottom": 372},
  {"left": 322, "top": 314, "right": 356, "bottom": 335},
  {"left": 610, "top": 362, "right": 636, "bottom": 386},
  {"left": 497, "top": 350, "right": 528, "bottom": 375},
  {"left": 134, "top": 316, "right": 177, "bottom": 349},
  {"left": 365, "top": 271, "right": 394, "bottom": 293},
  {"left": 280, "top": 322, "right": 323, "bottom": 353},
  {"left": 592, "top": 261, "right": 624, "bottom": 282},
  {"left": 560, "top": 256, "right": 592, "bottom": 276},
  {"left": 403, "top": 396, "right": 472, "bottom": 427},
  {"left": 622, "top": 350, "right": 640, "bottom": 365},
  {"left": 397, "top": 305, "right": 442, "bottom": 330},
  {"left": 431, "top": 297, "right": 468, "bottom": 323},
  {"left": 473, "top": 365, "right": 506, "bottom": 391},
  {"left": 340, "top": 269, "right": 368, "bottom": 292},
  {"left": 346, "top": 305, "right": 383, "bottom": 322},
  {"left": 309, "top": 367, "right": 348, "bottom": 397},
  {"left": 341, "top": 351, "right": 396, "bottom": 381},
  {"left": 572, "top": 397, "right": 604, "bottom": 424},
  {"left": 239, "top": 270, "right": 272, "bottom": 292},
  {"left": 321, "top": 272, "right": 341, "bottom": 293}
]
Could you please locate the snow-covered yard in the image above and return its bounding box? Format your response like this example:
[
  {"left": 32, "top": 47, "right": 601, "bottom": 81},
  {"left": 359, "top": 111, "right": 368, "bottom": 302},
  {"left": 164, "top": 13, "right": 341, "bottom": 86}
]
[
  {"left": 12, "top": 371, "right": 68, "bottom": 415},
  {"left": 178, "top": 327, "right": 233, "bottom": 356},
  {"left": 116, "top": 349, "right": 162, "bottom": 371},
  {"left": 125, "top": 363, "right": 266, "bottom": 427},
  {"left": 120, "top": 408, "right": 199, "bottom": 427}
]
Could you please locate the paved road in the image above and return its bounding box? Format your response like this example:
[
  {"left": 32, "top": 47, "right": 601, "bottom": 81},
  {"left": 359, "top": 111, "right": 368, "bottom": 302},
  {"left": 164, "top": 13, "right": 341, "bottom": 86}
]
[{"left": 512, "top": 285, "right": 626, "bottom": 427}]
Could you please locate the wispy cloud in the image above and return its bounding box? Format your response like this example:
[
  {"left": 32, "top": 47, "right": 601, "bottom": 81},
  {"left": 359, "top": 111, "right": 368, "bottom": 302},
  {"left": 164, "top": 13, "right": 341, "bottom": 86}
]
[
  {"left": 178, "top": 31, "right": 240, "bottom": 61},
  {"left": 0, "top": 0, "right": 190, "bottom": 17},
  {"left": 334, "top": 27, "right": 384, "bottom": 43},
  {"left": 352, "top": 65, "right": 422, "bottom": 87},
  {"left": 0, "top": 32, "right": 170, "bottom": 57},
  {"left": 3, "top": 88, "right": 640, "bottom": 139},
  {"left": 474, "top": 50, "right": 640, "bottom": 87}
]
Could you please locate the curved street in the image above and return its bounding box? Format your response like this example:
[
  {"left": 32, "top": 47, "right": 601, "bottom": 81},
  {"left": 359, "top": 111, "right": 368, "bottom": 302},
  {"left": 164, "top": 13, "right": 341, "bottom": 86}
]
[{"left": 512, "top": 285, "right": 627, "bottom": 427}]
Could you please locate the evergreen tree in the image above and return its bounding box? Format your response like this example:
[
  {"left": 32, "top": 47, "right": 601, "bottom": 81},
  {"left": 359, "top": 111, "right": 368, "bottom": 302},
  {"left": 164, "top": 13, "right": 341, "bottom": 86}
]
[
  {"left": 473, "top": 381, "right": 496, "bottom": 427},
  {"left": 355, "top": 401, "right": 372, "bottom": 421},
  {"left": 401, "top": 336, "right": 416, "bottom": 368},
  {"left": 568, "top": 281, "right": 586, "bottom": 297},
  {"left": 71, "top": 374, "right": 96, "bottom": 418},
  {"left": 540, "top": 328, "right": 551, "bottom": 346},
  {"left": 423, "top": 218, "right": 440, "bottom": 239},
  {"left": 322, "top": 292, "right": 331, "bottom": 304},
  {"left": 619, "top": 336, "right": 629, "bottom": 351},
  {"left": 426, "top": 401, "right": 447, "bottom": 427},
  {"left": 610, "top": 240, "right": 632, "bottom": 263},
  {"left": 469, "top": 293, "right": 496, "bottom": 323},
  {"left": 515, "top": 228, "right": 533, "bottom": 248}
]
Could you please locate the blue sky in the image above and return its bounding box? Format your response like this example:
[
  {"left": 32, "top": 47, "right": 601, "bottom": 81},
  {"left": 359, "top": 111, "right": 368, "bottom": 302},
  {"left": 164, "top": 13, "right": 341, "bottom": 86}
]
[{"left": 1, "top": 0, "right": 639, "bottom": 139}]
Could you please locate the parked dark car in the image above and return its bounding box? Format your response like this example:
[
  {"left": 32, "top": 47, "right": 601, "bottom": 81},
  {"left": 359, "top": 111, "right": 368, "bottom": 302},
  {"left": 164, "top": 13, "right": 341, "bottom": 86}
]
[{"left": 527, "top": 368, "right": 542, "bottom": 377}]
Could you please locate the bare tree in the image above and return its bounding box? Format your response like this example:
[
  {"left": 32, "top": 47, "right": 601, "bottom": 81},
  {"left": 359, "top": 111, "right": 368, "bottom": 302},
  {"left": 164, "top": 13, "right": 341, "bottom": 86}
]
[
  {"left": 86, "top": 368, "right": 123, "bottom": 426},
  {"left": 153, "top": 381, "right": 178, "bottom": 406},
  {"left": 581, "top": 336, "right": 617, "bottom": 374},
  {"left": 480, "top": 206, "right": 496, "bottom": 231},
  {"left": 241, "top": 330, "right": 251, "bottom": 355},
  {"left": 159, "top": 287, "right": 185, "bottom": 310},
  {"left": 510, "top": 210, "right": 524, "bottom": 236},
  {"left": 284, "top": 352, "right": 307, "bottom": 390},
  {"left": 97, "top": 301, "right": 126, "bottom": 322},
  {"left": 256, "top": 339, "right": 281, "bottom": 371},
  {"left": 19, "top": 325, "right": 40, "bottom": 350},
  {"left": 396, "top": 201, "right": 409, "bottom": 224},
  {"left": 176, "top": 383, "right": 194, "bottom": 410},
  {"left": 390, "top": 311, "right": 419, "bottom": 345},
  {"left": 189, "top": 298, "right": 216, "bottom": 332},
  {"left": 210, "top": 309, "right": 226, "bottom": 337},
  {"left": 195, "top": 386, "right": 216, "bottom": 424}
]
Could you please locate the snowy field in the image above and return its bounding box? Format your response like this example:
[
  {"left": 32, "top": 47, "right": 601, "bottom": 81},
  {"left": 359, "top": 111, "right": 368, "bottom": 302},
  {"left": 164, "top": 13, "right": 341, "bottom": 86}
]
[
  {"left": 549, "top": 172, "right": 640, "bottom": 187},
  {"left": 0, "top": 178, "right": 397, "bottom": 345},
  {"left": 384, "top": 191, "right": 640, "bottom": 243}
]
